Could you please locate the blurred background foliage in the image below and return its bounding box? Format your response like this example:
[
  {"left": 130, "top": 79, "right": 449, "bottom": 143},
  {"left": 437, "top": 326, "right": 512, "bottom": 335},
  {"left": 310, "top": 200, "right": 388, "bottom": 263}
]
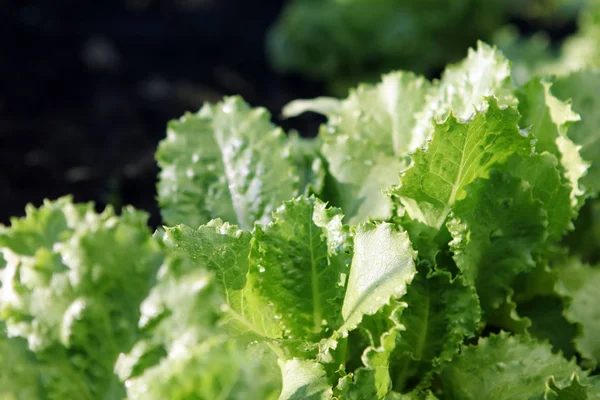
[{"left": 269, "top": 0, "right": 598, "bottom": 93}]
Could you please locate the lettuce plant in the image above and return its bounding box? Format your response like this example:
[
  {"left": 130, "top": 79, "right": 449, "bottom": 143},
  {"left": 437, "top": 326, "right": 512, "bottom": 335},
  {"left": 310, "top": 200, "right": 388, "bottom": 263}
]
[
  {"left": 1, "top": 42, "right": 600, "bottom": 399},
  {"left": 267, "top": 0, "right": 587, "bottom": 93}
]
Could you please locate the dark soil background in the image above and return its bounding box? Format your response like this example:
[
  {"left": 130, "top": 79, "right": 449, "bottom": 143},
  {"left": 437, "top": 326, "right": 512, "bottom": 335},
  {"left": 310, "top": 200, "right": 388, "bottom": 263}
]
[
  {"left": 0, "top": 0, "right": 327, "bottom": 227},
  {"left": 0, "top": 0, "right": 578, "bottom": 228}
]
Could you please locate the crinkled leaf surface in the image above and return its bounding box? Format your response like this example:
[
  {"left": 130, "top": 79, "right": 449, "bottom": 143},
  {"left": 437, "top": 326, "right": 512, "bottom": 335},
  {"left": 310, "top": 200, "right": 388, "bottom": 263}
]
[
  {"left": 335, "top": 304, "right": 404, "bottom": 400},
  {"left": 313, "top": 72, "right": 429, "bottom": 223},
  {"left": 157, "top": 96, "right": 299, "bottom": 230},
  {"left": 545, "top": 374, "right": 590, "bottom": 400},
  {"left": 161, "top": 220, "right": 282, "bottom": 341},
  {"left": 0, "top": 326, "right": 97, "bottom": 400},
  {"left": 125, "top": 336, "right": 281, "bottom": 400},
  {"left": 391, "top": 267, "right": 480, "bottom": 392},
  {"left": 552, "top": 70, "right": 600, "bottom": 193},
  {"left": 555, "top": 259, "right": 600, "bottom": 367},
  {"left": 391, "top": 99, "right": 532, "bottom": 228},
  {"left": 288, "top": 44, "right": 517, "bottom": 225},
  {"left": 517, "top": 78, "right": 587, "bottom": 208},
  {"left": 253, "top": 197, "right": 352, "bottom": 339},
  {"left": 279, "top": 358, "right": 333, "bottom": 400},
  {"left": 411, "top": 42, "right": 517, "bottom": 147},
  {"left": 448, "top": 171, "right": 548, "bottom": 319},
  {"left": 439, "top": 333, "right": 584, "bottom": 400},
  {"left": 0, "top": 325, "right": 43, "bottom": 399},
  {"left": 0, "top": 197, "right": 163, "bottom": 397},
  {"left": 117, "top": 256, "right": 281, "bottom": 400}
]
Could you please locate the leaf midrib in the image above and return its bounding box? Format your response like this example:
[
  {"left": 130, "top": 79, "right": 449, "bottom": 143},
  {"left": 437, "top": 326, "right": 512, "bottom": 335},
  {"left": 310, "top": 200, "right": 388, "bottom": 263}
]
[{"left": 308, "top": 215, "right": 322, "bottom": 332}]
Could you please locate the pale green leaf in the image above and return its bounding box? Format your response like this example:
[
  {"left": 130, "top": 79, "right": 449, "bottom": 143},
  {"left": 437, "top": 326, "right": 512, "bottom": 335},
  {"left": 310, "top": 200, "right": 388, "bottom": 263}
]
[
  {"left": 124, "top": 336, "right": 281, "bottom": 400},
  {"left": 0, "top": 326, "right": 97, "bottom": 400},
  {"left": 288, "top": 133, "right": 326, "bottom": 196},
  {"left": 586, "top": 376, "right": 600, "bottom": 398},
  {"left": 502, "top": 153, "right": 572, "bottom": 241},
  {"left": 341, "top": 223, "right": 416, "bottom": 335},
  {"left": 555, "top": 259, "right": 600, "bottom": 367},
  {"left": 412, "top": 41, "right": 517, "bottom": 147},
  {"left": 0, "top": 197, "right": 163, "bottom": 397},
  {"left": 0, "top": 325, "right": 43, "bottom": 400},
  {"left": 552, "top": 70, "right": 600, "bottom": 193},
  {"left": 318, "top": 71, "right": 428, "bottom": 223},
  {"left": 156, "top": 96, "right": 299, "bottom": 230},
  {"left": 279, "top": 359, "right": 333, "bottom": 400},
  {"left": 118, "top": 257, "right": 280, "bottom": 399},
  {"left": 517, "top": 78, "right": 587, "bottom": 207},
  {"left": 283, "top": 97, "right": 341, "bottom": 119}
]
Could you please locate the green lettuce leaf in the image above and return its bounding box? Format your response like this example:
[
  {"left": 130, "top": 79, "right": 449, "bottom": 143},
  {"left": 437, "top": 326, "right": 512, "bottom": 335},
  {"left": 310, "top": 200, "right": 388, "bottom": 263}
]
[
  {"left": 124, "top": 337, "right": 280, "bottom": 400},
  {"left": 0, "top": 325, "right": 43, "bottom": 399},
  {"left": 563, "top": 199, "right": 600, "bottom": 264},
  {"left": 391, "top": 267, "right": 481, "bottom": 392},
  {"left": 517, "top": 295, "right": 578, "bottom": 359},
  {"left": 0, "top": 325, "right": 98, "bottom": 400},
  {"left": 162, "top": 219, "right": 282, "bottom": 342},
  {"left": 334, "top": 304, "right": 405, "bottom": 399},
  {"left": 288, "top": 133, "right": 326, "bottom": 196},
  {"left": 502, "top": 154, "right": 572, "bottom": 242},
  {"left": 0, "top": 197, "right": 163, "bottom": 398},
  {"left": 285, "top": 43, "right": 517, "bottom": 224},
  {"left": 156, "top": 96, "right": 300, "bottom": 230},
  {"left": 503, "top": 260, "right": 578, "bottom": 357},
  {"left": 386, "top": 390, "right": 439, "bottom": 400},
  {"left": 253, "top": 197, "right": 352, "bottom": 340},
  {"left": 544, "top": 374, "right": 590, "bottom": 399},
  {"left": 411, "top": 41, "right": 517, "bottom": 148},
  {"left": 390, "top": 98, "right": 532, "bottom": 229},
  {"left": 294, "top": 72, "right": 429, "bottom": 223},
  {"left": 116, "top": 255, "right": 282, "bottom": 399},
  {"left": 448, "top": 171, "right": 548, "bottom": 320},
  {"left": 517, "top": 78, "right": 587, "bottom": 209},
  {"left": 319, "top": 222, "right": 416, "bottom": 369},
  {"left": 340, "top": 223, "right": 416, "bottom": 336},
  {"left": 439, "top": 332, "right": 584, "bottom": 399},
  {"left": 555, "top": 259, "right": 600, "bottom": 368},
  {"left": 279, "top": 358, "right": 333, "bottom": 400},
  {"left": 552, "top": 70, "right": 600, "bottom": 194}
]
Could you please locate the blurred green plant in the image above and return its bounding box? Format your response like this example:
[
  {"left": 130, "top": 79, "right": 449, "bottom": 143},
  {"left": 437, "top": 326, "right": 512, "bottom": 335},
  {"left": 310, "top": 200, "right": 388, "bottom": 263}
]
[{"left": 268, "top": 0, "right": 591, "bottom": 93}]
